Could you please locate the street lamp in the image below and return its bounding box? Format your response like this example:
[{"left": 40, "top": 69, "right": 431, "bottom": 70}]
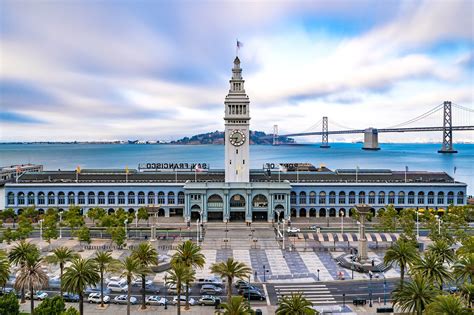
[
  {"left": 135, "top": 211, "right": 138, "bottom": 227},
  {"left": 124, "top": 219, "right": 128, "bottom": 239},
  {"left": 317, "top": 269, "right": 320, "bottom": 281},
  {"left": 435, "top": 215, "right": 441, "bottom": 235},
  {"left": 39, "top": 219, "right": 44, "bottom": 241},
  {"left": 59, "top": 212, "right": 62, "bottom": 239},
  {"left": 340, "top": 210, "right": 345, "bottom": 234},
  {"left": 369, "top": 271, "right": 373, "bottom": 307},
  {"left": 383, "top": 272, "right": 387, "bottom": 305},
  {"left": 342, "top": 293, "right": 346, "bottom": 309},
  {"left": 196, "top": 218, "right": 200, "bottom": 245},
  {"left": 164, "top": 274, "right": 168, "bottom": 310},
  {"left": 416, "top": 209, "right": 419, "bottom": 240}
]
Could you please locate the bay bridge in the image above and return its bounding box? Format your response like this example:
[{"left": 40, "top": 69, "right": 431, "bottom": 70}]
[{"left": 271, "top": 101, "right": 474, "bottom": 153}]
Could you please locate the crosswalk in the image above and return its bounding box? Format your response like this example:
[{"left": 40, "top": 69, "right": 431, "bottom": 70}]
[{"left": 273, "top": 283, "right": 336, "bottom": 305}]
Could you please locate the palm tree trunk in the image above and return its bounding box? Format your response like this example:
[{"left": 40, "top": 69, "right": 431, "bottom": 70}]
[
  {"left": 400, "top": 265, "right": 405, "bottom": 289},
  {"left": 29, "top": 280, "right": 34, "bottom": 315},
  {"left": 79, "top": 292, "right": 84, "bottom": 315},
  {"left": 227, "top": 276, "right": 232, "bottom": 303},
  {"left": 185, "top": 281, "right": 190, "bottom": 310},
  {"left": 141, "top": 274, "right": 146, "bottom": 309},
  {"left": 59, "top": 263, "right": 64, "bottom": 297},
  {"left": 127, "top": 278, "right": 131, "bottom": 315},
  {"left": 177, "top": 286, "right": 181, "bottom": 315},
  {"left": 100, "top": 269, "right": 104, "bottom": 308},
  {"left": 21, "top": 288, "right": 25, "bottom": 304}
]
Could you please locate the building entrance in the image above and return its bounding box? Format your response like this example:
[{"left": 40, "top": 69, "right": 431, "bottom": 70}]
[
  {"left": 230, "top": 211, "right": 246, "bottom": 221},
  {"left": 208, "top": 212, "right": 224, "bottom": 221},
  {"left": 252, "top": 211, "right": 268, "bottom": 221}
]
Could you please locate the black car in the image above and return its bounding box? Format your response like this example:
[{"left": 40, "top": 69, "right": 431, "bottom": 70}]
[
  {"left": 238, "top": 285, "right": 261, "bottom": 294},
  {"left": 240, "top": 289, "right": 265, "bottom": 301},
  {"left": 63, "top": 292, "right": 80, "bottom": 302},
  {"left": 234, "top": 279, "right": 249, "bottom": 288}
]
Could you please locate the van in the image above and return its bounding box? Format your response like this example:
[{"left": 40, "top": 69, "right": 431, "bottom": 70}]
[
  {"left": 196, "top": 276, "right": 223, "bottom": 287},
  {"left": 107, "top": 281, "right": 128, "bottom": 293}
]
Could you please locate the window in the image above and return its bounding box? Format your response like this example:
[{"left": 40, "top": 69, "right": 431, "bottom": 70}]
[
  {"left": 178, "top": 192, "right": 185, "bottom": 204},
  {"left": 378, "top": 192, "right": 385, "bottom": 204},
  {"left": 358, "top": 192, "right": 365, "bottom": 204},
  {"left": 329, "top": 192, "right": 336, "bottom": 204},
  {"left": 158, "top": 192, "right": 165, "bottom": 204},
  {"left": 108, "top": 192, "right": 115, "bottom": 204},
  {"left": 299, "top": 192, "right": 307, "bottom": 204},
  {"left": 349, "top": 191, "right": 356, "bottom": 204},
  {"left": 18, "top": 192, "right": 25, "bottom": 205},
  {"left": 88, "top": 192, "right": 95, "bottom": 205},
  {"left": 78, "top": 192, "right": 85, "bottom": 205},
  {"left": 168, "top": 192, "right": 175, "bottom": 204},
  {"left": 417, "top": 192, "right": 425, "bottom": 204},
  {"left": 148, "top": 192, "right": 155, "bottom": 204},
  {"left": 27, "top": 192, "right": 35, "bottom": 205},
  {"left": 38, "top": 192, "right": 45, "bottom": 205},
  {"left": 7, "top": 192, "right": 14, "bottom": 205},
  {"left": 398, "top": 192, "right": 405, "bottom": 204},
  {"left": 457, "top": 191, "right": 464, "bottom": 204},
  {"left": 48, "top": 192, "right": 55, "bottom": 205},
  {"left": 138, "top": 192, "right": 145, "bottom": 204},
  {"left": 58, "top": 192, "right": 65, "bottom": 205},
  {"left": 98, "top": 192, "right": 105, "bottom": 205},
  {"left": 437, "top": 192, "right": 444, "bottom": 204},
  {"left": 118, "top": 192, "right": 125, "bottom": 204},
  {"left": 408, "top": 192, "right": 415, "bottom": 204},
  {"left": 68, "top": 192, "right": 75, "bottom": 205},
  {"left": 309, "top": 191, "right": 316, "bottom": 204},
  {"left": 427, "top": 192, "right": 434, "bottom": 204},
  {"left": 447, "top": 192, "right": 454, "bottom": 204},
  {"left": 319, "top": 191, "right": 326, "bottom": 204},
  {"left": 338, "top": 192, "right": 346, "bottom": 204},
  {"left": 369, "top": 191, "right": 376, "bottom": 204},
  {"left": 290, "top": 192, "right": 297, "bottom": 204},
  {"left": 388, "top": 192, "right": 395, "bottom": 204},
  {"left": 128, "top": 192, "right": 135, "bottom": 204}
]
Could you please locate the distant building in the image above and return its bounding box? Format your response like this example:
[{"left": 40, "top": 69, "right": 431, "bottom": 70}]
[{"left": 1, "top": 164, "right": 43, "bottom": 183}]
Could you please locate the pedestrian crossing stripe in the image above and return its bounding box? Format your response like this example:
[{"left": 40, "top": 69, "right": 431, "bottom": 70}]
[{"left": 274, "top": 284, "right": 336, "bottom": 305}]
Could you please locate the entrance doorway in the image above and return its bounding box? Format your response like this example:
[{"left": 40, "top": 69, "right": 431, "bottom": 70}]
[
  {"left": 208, "top": 212, "right": 223, "bottom": 221},
  {"left": 252, "top": 211, "right": 268, "bottom": 221},
  {"left": 230, "top": 211, "right": 246, "bottom": 221}
]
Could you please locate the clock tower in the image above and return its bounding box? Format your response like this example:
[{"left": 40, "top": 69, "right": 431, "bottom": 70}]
[{"left": 224, "top": 57, "right": 250, "bottom": 182}]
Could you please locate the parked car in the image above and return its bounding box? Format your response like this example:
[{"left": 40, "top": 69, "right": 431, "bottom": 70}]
[
  {"left": 26, "top": 291, "right": 48, "bottom": 300},
  {"left": 106, "top": 277, "right": 127, "bottom": 285},
  {"left": 131, "top": 277, "right": 153, "bottom": 287},
  {"left": 145, "top": 295, "right": 168, "bottom": 306},
  {"left": 309, "top": 225, "right": 320, "bottom": 230},
  {"left": 107, "top": 281, "right": 128, "bottom": 293},
  {"left": 172, "top": 295, "right": 197, "bottom": 306},
  {"left": 167, "top": 284, "right": 189, "bottom": 295},
  {"left": 113, "top": 295, "right": 138, "bottom": 305},
  {"left": 196, "top": 276, "right": 223, "bottom": 287},
  {"left": 0, "top": 288, "right": 17, "bottom": 296},
  {"left": 88, "top": 292, "right": 110, "bottom": 304},
  {"left": 238, "top": 284, "right": 261, "bottom": 294},
  {"left": 287, "top": 227, "right": 300, "bottom": 233},
  {"left": 200, "top": 284, "right": 222, "bottom": 295},
  {"left": 234, "top": 279, "right": 249, "bottom": 288},
  {"left": 198, "top": 295, "right": 221, "bottom": 306},
  {"left": 240, "top": 289, "right": 265, "bottom": 301},
  {"left": 62, "top": 292, "right": 80, "bottom": 302},
  {"left": 85, "top": 285, "right": 111, "bottom": 295}
]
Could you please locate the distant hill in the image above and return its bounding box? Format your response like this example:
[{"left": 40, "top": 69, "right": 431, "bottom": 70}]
[{"left": 170, "top": 130, "right": 295, "bottom": 145}]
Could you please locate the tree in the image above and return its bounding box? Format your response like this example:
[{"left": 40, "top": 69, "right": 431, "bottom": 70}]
[
  {"left": 114, "top": 256, "right": 148, "bottom": 315},
  {"left": 62, "top": 258, "right": 100, "bottom": 315},
  {"left": 211, "top": 257, "right": 251, "bottom": 303},
  {"left": 219, "top": 295, "right": 254, "bottom": 315},
  {"left": 166, "top": 262, "right": 195, "bottom": 315},
  {"left": 460, "top": 283, "right": 474, "bottom": 309},
  {"left": 457, "top": 236, "right": 474, "bottom": 257},
  {"left": 411, "top": 252, "right": 451, "bottom": 289},
  {"left": 45, "top": 247, "right": 79, "bottom": 297},
  {"left": 453, "top": 253, "right": 474, "bottom": 283},
  {"left": 0, "top": 250, "right": 10, "bottom": 287},
  {"left": 108, "top": 226, "right": 126, "bottom": 247},
  {"left": 75, "top": 226, "right": 91, "bottom": 244},
  {"left": 428, "top": 239, "right": 455, "bottom": 264},
  {"left": 137, "top": 207, "right": 149, "bottom": 225},
  {"left": 399, "top": 208, "right": 417, "bottom": 241},
  {"left": 34, "top": 296, "right": 66, "bottom": 315},
  {"left": 0, "top": 292, "right": 20, "bottom": 315},
  {"left": 14, "top": 253, "right": 48, "bottom": 315},
  {"left": 63, "top": 206, "right": 84, "bottom": 238},
  {"left": 42, "top": 212, "right": 59, "bottom": 246},
  {"left": 8, "top": 240, "right": 41, "bottom": 303},
  {"left": 61, "top": 307, "right": 80, "bottom": 315},
  {"left": 93, "top": 251, "right": 116, "bottom": 308},
  {"left": 425, "top": 294, "right": 470, "bottom": 315},
  {"left": 16, "top": 213, "right": 34, "bottom": 239},
  {"left": 392, "top": 274, "right": 438, "bottom": 315},
  {"left": 131, "top": 242, "right": 158, "bottom": 310},
  {"left": 1, "top": 208, "right": 17, "bottom": 226},
  {"left": 172, "top": 240, "right": 205, "bottom": 310},
  {"left": 276, "top": 292, "right": 316, "bottom": 315},
  {"left": 87, "top": 207, "right": 106, "bottom": 226},
  {"left": 1, "top": 227, "right": 16, "bottom": 244},
  {"left": 376, "top": 205, "right": 398, "bottom": 232},
  {"left": 383, "top": 238, "right": 418, "bottom": 288}
]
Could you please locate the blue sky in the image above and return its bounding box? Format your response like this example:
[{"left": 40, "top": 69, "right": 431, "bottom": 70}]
[{"left": 0, "top": 0, "right": 473, "bottom": 142}]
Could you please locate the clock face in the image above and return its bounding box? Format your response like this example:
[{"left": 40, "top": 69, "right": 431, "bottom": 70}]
[{"left": 229, "top": 130, "right": 246, "bottom": 146}]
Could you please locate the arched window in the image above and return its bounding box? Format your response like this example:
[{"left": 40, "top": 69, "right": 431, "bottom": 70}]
[
  {"left": 78, "top": 192, "right": 85, "bottom": 205},
  {"left": 147, "top": 192, "right": 155, "bottom": 204},
  {"left": 398, "top": 191, "right": 405, "bottom": 204},
  {"left": 290, "top": 192, "right": 297, "bottom": 204},
  {"left": 48, "top": 192, "right": 55, "bottom": 205},
  {"left": 230, "top": 194, "right": 246, "bottom": 208},
  {"left": 38, "top": 192, "right": 45, "bottom": 205},
  {"left": 309, "top": 191, "right": 316, "bottom": 204},
  {"left": 68, "top": 192, "right": 75, "bottom": 205},
  {"left": 118, "top": 192, "right": 125, "bottom": 204},
  {"left": 358, "top": 191, "right": 365, "bottom": 204},
  {"left": 417, "top": 191, "right": 425, "bottom": 204},
  {"left": 437, "top": 192, "right": 444, "bottom": 204},
  {"left": 369, "top": 191, "right": 376, "bottom": 204},
  {"left": 252, "top": 194, "right": 268, "bottom": 208},
  {"left": 378, "top": 191, "right": 385, "bottom": 204},
  {"left": 138, "top": 192, "right": 145, "bottom": 204},
  {"left": 338, "top": 192, "right": 346, "bottom": 204},
  {"left": 349, "top": 191, "right": 356, "bottom": 204},
  {"left": 88, "top": 192, "right": 96, "bottom": 205},
  {"left": 408, "top": 191, "right": 415, "bottom": 204},
  {"left": 388, "top": 191, "right": 395, "bottom": 204},
  {"left": 128, "top": 192, "right": 135, "bottom": 204},
  {"left": 457, "top": 191, "right": 464, "bottom": 204},
  {"left": 27, "top": 192, "right": 35, "bottom": 205},
  {"left": 98, "top": 192, "right": 105, "bottom": 205},
  {"left": 299, "top": 191, "right": 307, "bottom": 204},
  {"left": 58, "top": 192, "right": 65, "bottom": 205},
  {"left": 427, "top": 191, "right": 434, "bottom": 204},
  {"left": 178, "top": 192, "right": 185, "bottom": 204},
  {"left": 108, "top": 192, "right": 115, "bottom": 204},
  {"left": 167, "top": 192, "right": 175, "bottom": 204},
  {"left": 319, "top": 191, "right": 326, "bottom": 204},
  {"left": 207, "top": 194, "right": 223, "bottom": 208},
  {"left": 158, "top": 191, "right": 165, "bottom": 204},
  {"left": 7, "top": 192, "right": 14, "bottom": 205},
  {"left": 329, "top": 191, "right": 336, "bottom": 204},
  {"left": 447, "top": 191, "right": 454, "bottom": 204}
]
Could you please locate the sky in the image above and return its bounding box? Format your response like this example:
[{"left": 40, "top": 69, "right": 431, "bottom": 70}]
[{"left": 0, "top": 0, "right": 473, "bottom": 143}]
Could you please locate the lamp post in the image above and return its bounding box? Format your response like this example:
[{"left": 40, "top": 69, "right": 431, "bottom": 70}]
[
  {"left": 39, "top": 219, "right": 44, "bottom": 241},
  {"left": 435, "top": 215, "right": 441, "bottom": 235},
  {"left": 342, "top": 293, "right": 346, "bottom": 309},
  {"left": 124, "top": 219, "right": 128, "bottom": 239},
  {"left": 135, "top": 211, "right": 138, "bottom": 227},
  {"left": 383, "top": 273, "right": 387, "bottom": 305},
  {"left": 369, "top": 271, "right": 373, "bottom": 307},
  {"left": 59, "top": 212, "right": 62, "bottom": 239},
  {"left": 164, "top": 275, "right": 168, "bottom": 310},
  {"left": 317, "top": 269, "right": 320, "bottom": 281},
  {"left": 340, "top": 210, "right": 345, "bottom": 234},
  {"left": 248, "top": 275, "right": 251, "bottom": 302},
  {"left": 282, "top": 219, "right": 286, "bottom": 250},
  {"left": 416, "top": 209, "right": 419, "bottom": 240},
  {"left": 196, "top": 218, "right": 200, "bottom": 245}
]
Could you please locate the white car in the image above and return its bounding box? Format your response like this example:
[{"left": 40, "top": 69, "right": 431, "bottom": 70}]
[
  {"left": 131, "top": 277, "right": 153, "bottom": 287},
  {"left": 113, "top": 295, "right": 138, "bottom": 305},
  {"left": 167, "top": 284, "right": 189, "bottom": 295},
  {"left": 287, "top": 227, "right": 300, "bottom": 233},
  {"left": 88, "top": 293, "right": 110, "bottom": 304},
  {"left": 106, "top": 277, "right": 126, "bottom": 285},
  {"left": 172, "top": 295, "right": 197, "bottom": 305},
  {"left": 146, "top": 295, "right": 168, "bottom": 306},
  {"left": 26, "top": 291, "right": 48, "bottom": 300},
  {"left": 107, "top": 281, "right": 128, "bottom": 293}
]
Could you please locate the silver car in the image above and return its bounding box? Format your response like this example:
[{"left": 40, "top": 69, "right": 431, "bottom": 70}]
[
  {"left": 198, "top": 295, "right": 221, "bottom": 306},
  {"left": 200, "top": 284, "right": 222, "bottom": 295},
  {"left": 145, "top": 295, "right": 168, "bottom": 306},
  {"left": 113, "top": 295, "right": 138, "bottom": 305}
]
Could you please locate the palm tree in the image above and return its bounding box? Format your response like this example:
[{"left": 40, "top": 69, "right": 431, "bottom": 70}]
[
  {"left": 384, "top": 238, "right": 418, "bottom": 288},
  {"left": 453, "top": 253, "right": 474, "bottom": 283},
  {"left": 411, "top": 252, "right": 451, "bottom": 289},
  {"left": 460, "top": 283, "right": 474, "bottom": 309},
  {"left": 0, "top": 250, "right": 10, "bottom": 288},
  {"left": 426, "top": 294, "right": 470, "bottom": 315},
  {"left": 276, "top": 292, "right": 317, "bottom": 315},
  {"left": 8, "top": 240, "right": 40, "bottom": 303},
  {"left": 211, "top": 257, "right": 252, "bottom": 303},
  {"left": 14, "top": 254, "right": 48, "bottom": 315},
  {"left": 166, "top": 262, "right": 196, "bottom": 315},
  {"left": 219, "top": 295, "right": 254, "bottom": 315},
  {"left": 131, "top": 242, "right": 158, "bottom": 310},
  {"left": 428, "top": 239, "right": 455, "bottom": 264},
  {"left": 457, "top": 236, "right": 474, "bottom": 257},
  {"left": 62, "top": 258, "right": 100, "bottom": 315},
  {"left": 45, "top": 246, "right": 79, "bottom": 297},
  {"left": 392, "top": 274, "right": 438, "bottom": 315},
  {"left": 93, "top": 251, "right": 116, "bottom": 308},
  {"left": 172, "top": 240, "right": 205, "bottom": 310},
  {"left": 114, "top": 256, "right": 149, "bottom": 315}
]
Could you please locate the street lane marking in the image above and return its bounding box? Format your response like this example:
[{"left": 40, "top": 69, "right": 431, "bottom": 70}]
[{"left": 262, "top": 284, "right": 270, "bottom": 306}]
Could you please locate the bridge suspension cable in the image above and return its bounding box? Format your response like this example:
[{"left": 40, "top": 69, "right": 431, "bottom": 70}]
[
  {"left": 385, "top": 103, "right": 444, "bottom": 129},
  {"left": 452, "top": 103, "right": 474, "bottom": 113},
  {"left": 300, "top": 118, "right": 322, "bottom": 133},
  {"left": 330, "top": 120, "right": 355, "bottom": 130}
]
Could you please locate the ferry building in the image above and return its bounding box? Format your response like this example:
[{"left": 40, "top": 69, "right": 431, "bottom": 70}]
[{"left": 4, "top": 57, "right": 467, "bottom": 222}]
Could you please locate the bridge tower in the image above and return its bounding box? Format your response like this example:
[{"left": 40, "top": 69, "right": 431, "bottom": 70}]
[
  {"left": 273, "top": 125, "right": 279, "bottom": 146},
  {"left": 438, "top": 101, "right": 457, "bottom": 153},
  {"left": 320, "top": 116, "right": 330, "bottom": 148}
]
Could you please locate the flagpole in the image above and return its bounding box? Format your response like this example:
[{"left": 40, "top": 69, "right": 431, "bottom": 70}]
[
  {"left": 405, "top": 166, "right": 407, "bottom": 183},
  {"left": 356, "top": 166, "right": 358, "bottom": 183},
  {"left": 175, "top": 168, "right": 177, "bottom": 183}
]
